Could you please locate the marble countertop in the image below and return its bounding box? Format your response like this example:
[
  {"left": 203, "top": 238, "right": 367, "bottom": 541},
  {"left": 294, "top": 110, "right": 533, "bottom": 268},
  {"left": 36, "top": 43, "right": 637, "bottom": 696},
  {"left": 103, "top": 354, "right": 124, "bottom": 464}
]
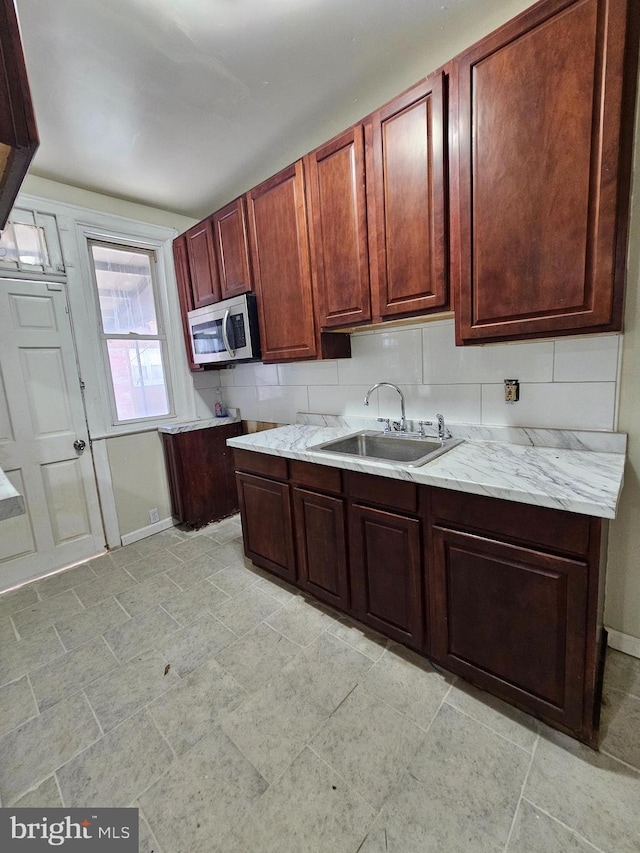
[
  {"left": 0, "top": 467, "right": 25, "bottom": 521},
  {"left": 158, "top": 412, "right": 241, "bottom": 434},
  {"left": 227, "top": 421, "right": 626, "bottom": 519}
]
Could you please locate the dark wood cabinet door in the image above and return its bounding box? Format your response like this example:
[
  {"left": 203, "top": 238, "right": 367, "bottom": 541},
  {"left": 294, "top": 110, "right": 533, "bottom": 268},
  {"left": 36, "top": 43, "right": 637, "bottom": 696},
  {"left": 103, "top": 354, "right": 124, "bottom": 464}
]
[
  {"left": 213, "top": 197, "right": 253, "bottom": 299},
  {"left": 305, "top": 126, "right": 371, "bottom": 328},
  {"left": 185, "top": 218, "right": 221, "bottom": 308},
  {"left": 236, "top": 471, "right": 296, "bottom": 582},
  {"left": 293, "top": 486, "right": 349, "bottom": 610},
  {"left": 453, "top": 0, "right": 639, "bottom": 344},
  {"left": 349, "top": 504, "right": 423, "bottom": 650},
  {"left": 367, "top": 71, "right": 448, "bottom": 321},
  {"left": 246, "top": 162, "right": 317, "bottom": 362},
  {"left": 172, "top": 236, "right": 202, "bottom": 372},
  {"left": 430, "top": 525, "right": 588, "bottom": 730}
]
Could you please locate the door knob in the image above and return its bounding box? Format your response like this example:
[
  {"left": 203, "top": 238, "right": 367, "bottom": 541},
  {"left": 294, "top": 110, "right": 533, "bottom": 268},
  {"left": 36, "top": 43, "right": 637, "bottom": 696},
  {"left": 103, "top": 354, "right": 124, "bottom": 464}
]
[{"left": 73, "top": 439, "right": 86, "bottom": 453}]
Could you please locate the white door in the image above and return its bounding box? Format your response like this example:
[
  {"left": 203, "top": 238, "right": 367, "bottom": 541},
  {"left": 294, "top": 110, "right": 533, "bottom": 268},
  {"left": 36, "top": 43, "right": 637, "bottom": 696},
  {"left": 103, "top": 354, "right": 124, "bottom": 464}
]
[{"left": 0, "top": 279, "right": 105, "bottom": 591}]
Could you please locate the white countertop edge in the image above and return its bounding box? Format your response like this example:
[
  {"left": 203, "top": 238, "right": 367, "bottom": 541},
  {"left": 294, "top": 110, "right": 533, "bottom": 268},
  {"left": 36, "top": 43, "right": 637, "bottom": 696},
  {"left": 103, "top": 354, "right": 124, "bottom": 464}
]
[
  {"left": 158, "top": 413, "right": 241, "bottom": 434},
  {"left": 227, "top": 425, "right": 625, "bottom": 519}
]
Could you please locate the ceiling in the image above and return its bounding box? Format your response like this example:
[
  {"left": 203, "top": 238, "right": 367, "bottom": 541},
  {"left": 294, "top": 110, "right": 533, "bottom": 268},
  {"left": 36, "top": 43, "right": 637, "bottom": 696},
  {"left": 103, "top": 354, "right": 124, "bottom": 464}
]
[{"left": 16, "top": 0, "right": 531, "bottom": 220}]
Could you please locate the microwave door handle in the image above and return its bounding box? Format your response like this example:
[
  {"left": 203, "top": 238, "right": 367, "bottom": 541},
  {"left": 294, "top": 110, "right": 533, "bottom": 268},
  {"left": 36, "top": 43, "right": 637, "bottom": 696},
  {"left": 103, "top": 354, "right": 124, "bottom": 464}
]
[{"left": 222, "top": 309, "right": 235, "bottom": 358}]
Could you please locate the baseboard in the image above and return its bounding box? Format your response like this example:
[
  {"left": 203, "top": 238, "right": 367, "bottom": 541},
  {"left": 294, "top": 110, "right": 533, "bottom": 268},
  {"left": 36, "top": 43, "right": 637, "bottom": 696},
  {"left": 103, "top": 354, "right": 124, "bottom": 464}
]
[
  {"left": 606, "top": 628, "right": 640, "bottom": 660},
  {"left": 120, "top": 517, "right": 175, "bottom": 546}
]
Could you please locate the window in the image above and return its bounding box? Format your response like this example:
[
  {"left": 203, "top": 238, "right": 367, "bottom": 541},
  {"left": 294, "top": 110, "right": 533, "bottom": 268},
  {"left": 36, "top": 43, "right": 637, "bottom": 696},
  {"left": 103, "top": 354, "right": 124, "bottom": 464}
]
[
  {"left": 0, "top": 207, "right": 65, "bottom": 274},
  {"left": 88, "top": 240, "right": 174, "bottom": 424}
]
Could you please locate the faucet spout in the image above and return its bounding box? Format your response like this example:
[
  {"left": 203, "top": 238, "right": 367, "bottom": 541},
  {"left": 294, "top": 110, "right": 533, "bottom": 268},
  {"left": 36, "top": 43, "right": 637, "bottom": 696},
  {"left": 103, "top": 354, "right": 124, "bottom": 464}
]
[{"left": 363, "top": 382, "right": 406, "bottom": 432}]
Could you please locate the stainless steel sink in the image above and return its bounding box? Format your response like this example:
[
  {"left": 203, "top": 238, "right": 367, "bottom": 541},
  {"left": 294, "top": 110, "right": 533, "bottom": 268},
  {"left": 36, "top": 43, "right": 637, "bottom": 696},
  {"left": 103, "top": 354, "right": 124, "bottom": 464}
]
[{"left": 307, "top": 431, "right": 462, "bottom": 467}]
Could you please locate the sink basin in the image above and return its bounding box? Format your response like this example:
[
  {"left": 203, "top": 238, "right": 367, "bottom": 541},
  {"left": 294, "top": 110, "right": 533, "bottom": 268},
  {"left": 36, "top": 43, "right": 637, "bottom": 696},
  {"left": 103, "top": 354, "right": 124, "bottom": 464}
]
[{"left": 307, "top": 431, "right": 462, "bottom": 467}]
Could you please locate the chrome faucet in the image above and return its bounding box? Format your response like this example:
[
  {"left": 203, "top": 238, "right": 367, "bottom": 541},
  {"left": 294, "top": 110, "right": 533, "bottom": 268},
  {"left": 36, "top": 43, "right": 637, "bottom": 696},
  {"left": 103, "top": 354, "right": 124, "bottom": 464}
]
[{"left": 364, "top": 382, "right": 407, "bottom": 432}]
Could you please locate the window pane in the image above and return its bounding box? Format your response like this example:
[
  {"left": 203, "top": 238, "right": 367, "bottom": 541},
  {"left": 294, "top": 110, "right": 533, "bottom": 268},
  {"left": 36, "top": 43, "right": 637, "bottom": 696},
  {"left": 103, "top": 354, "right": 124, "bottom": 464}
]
[
  {"left": 91, "top": 244, "right": 158, "bottom": 335},
  {"left": 106, "top": 339, "right": 169, "bottom": 421},
  {"left": 0, "top": 209, "right": 50, "bottom": 270}
]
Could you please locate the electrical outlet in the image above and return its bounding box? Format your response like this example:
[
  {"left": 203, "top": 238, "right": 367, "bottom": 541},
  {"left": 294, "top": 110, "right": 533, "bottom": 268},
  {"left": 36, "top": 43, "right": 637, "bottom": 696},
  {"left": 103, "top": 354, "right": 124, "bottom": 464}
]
[
  {"left": 149, "top": 507, "right": 160, "bottom": 524},
  {"left": 504, "top": 379, "right": 520, "bottom": 403}
]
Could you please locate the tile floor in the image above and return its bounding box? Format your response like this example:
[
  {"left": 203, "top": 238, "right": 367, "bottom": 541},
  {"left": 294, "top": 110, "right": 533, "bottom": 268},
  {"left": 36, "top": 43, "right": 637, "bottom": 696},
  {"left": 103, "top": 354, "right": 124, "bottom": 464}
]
[{"left": 1, "top": 515, "right": 639, "bottom": 852}]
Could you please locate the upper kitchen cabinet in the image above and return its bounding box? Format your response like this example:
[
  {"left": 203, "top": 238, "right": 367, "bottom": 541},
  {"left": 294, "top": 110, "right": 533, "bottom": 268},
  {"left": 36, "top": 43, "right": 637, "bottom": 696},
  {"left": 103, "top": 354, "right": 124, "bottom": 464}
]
[
  {"left": 366, "top": 71, "right": 448, "bottom": 321},
  {"left": 184, "top": 217, "right": 221, "bottom": 308},
  {"left": 305, "top": 126, "right": 371, "bottom": 328},
  {"left": 0, "top": 0, "right": 38, "bottom": 229},
  {"left": 212, "top": 196, "right": 253, "bottom": 300},
  {"left": 453, "top": 0, "right": 640, "bottom": 344},
  {"left": 247, "top": 160, "right": 350, "bottom": 363},
  {"left": 172, "top": 235, "right": 202, "bottom": 372}
]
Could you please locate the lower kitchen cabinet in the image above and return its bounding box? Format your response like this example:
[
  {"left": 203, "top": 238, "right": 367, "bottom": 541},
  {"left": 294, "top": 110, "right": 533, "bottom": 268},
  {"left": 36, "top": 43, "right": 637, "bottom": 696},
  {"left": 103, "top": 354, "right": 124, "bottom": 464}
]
[
  {"left": 161, "top": 422, "right": 242, "bottom": 529},
  {"left": 236, "top": 471, "right": 296, "bottom": 583},
  {"left": 349, "top": 503, "right": 423, "bottom": 651}
]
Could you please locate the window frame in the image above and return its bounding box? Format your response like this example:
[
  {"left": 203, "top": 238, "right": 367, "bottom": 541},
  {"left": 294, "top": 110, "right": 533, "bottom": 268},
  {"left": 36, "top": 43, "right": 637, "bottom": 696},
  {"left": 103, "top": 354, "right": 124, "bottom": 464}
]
[{"left": 87, "top": 238, "right": 176, "bottom": 427}]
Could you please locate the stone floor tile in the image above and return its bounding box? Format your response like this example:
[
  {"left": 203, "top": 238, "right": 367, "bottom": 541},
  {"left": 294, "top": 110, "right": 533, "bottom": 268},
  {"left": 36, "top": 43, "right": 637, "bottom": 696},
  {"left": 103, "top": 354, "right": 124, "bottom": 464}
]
[
  {"left": 148, "top": 657, "right": 246, "bottom": 756},
  {"left": 265, "top": 595, "right": 334, "bottom": 646},
  {"left": 125, "top": 549, "right": 183, "bottom": 583},
  {"left": 11, "top": 590, "right": 84, "bottom": 638},
  {"left": 280, "top": 631, "right": 374, "bottom": 714},
  {"left": 600, "top": 688, "right": 640, "bottom": 770},
  {"left": 0, "top": 675, "right": 38, "bottom": 738},
  {"left": 311, "top": 684, "right": 426, "bottom": 810},
  {"left": 0, "top": 626, "right": 65, "bottom": 687},
  {"left": 213, "top": 585, "right": 282, "bottom": 636},
  {"left": 103, "top": 606, "right": 181, "bottom": 663},
  {"left": 160, "top": 578, "right": 230, "bottom": 626},
  {"left": 134, "top": 530, "right": 187, "bottom": 558},
  {"left": 167, "top": 536, "right": 217, "bottom": 563},
  {"left": 203, "top": 518, "right": 243, "bottom": 545},
  {"left": 327, "top": 617, "right": 389, "bottom": 661},
  {"left": 214, "top": 622, "right": 301, "bottom": 692},
  {"left": 525, "top": 724, "right": 640, "bottom": 853},
  {"left": 359, "top": 771, "right": 501, "bottom": 853},
  {"left": 253, "top": 574, "right": 297, "bottom": 604},
  {"left": 85, "top": 648, "right": 181, "bottom": 732},
  {"left": 0, "top": 584, "right": 39, "bottom": 620},
  {"left": 220, "top": 669, "right": 328, "bottom": 783},
  {"left": 29, "top": 636, "right": 119, "bottom": 711},
  {"left": 408, "top": 703, "right": 530, "bottom": 848},
  {"left": 34, "top": 563, "right": 97, "bottom": 600},
  {"left": 209, "top": 540, "right": 250, "bottom": 569},
  {"left": 115, "top": 574, "right": 181, "bottom": 617},
  {"left": 506, "top": 799, "right": 600, "bottom": 852},
  {"left": 74, "top": 566, "right": 138, "bottom": 609},
  {"left": 604, "top": 648, "right": 640, "bottom": 699},
  {"left": 164, "top": 553, "right": 225, "bottom": 591},
  {"left": 13, "top": 776, "right": 63, "bottom": 808},
  {"left": 138, "top": 727, "right": 267, "bottom": 853},
  {"left": 57, "top": 710, "right": 174, "bottom": 807},
  {"left": 55, "top": 597, "right": 130, "bottom": 651},
  {"left": 445, "top": 680, "right": 539, "bottom": 751},
  {"left": 138, "top": 811, "right": 164, "bottom": 853},
  {"left": 0, "top": 616, "right": 17, "bottom": 645},
  {"left": 158, "top": 612, "right": 237, "bottom": 677},
  {"left": 239, "top": 747, "right": 374, "bottom": 853},
  {"left": 207, "top": 563, "right": 260, "bottom": 597},
  {"left": 0, "top": 693, "right": 100, "bottom": 805},
  {"left": 106, "top": 545, "right": 144, "bottom": 568},
  {"left": 361, "top": 644, "right": 454, "bottom": 730}
]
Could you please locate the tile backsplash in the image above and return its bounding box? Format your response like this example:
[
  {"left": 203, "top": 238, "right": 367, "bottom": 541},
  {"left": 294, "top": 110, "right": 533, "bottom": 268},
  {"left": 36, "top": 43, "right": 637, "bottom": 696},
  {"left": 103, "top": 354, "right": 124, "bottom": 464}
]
[{"left": 198, "top": 318, "right": 621, "bottom": 431}]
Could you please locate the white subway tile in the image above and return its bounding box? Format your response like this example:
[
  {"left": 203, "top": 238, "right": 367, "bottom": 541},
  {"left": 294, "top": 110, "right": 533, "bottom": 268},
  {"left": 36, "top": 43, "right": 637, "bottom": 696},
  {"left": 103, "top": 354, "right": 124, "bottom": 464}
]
[
  {"left": 277, "top": 360, "right": 339, "bottom": 386},
  {"left": 337, "top": 329, "right": 423, "bottom": 385},
  {"left": 402, "top": 384, "right": 482, "bottom": 424},
  {"left": 222, "top": 386, "right": 258, "bottom": 421},
  {"left": 219, "top": 367, "right": 236, "bottom": 387},
  {"left": 227, "top": 363, "right": 279, "bottom": 387},
  {"left": 194, "top": 388, "right": 221, "bottom": 419},
  {"left": 423, "top": 320, "right": 554, "bottom": 384},
  {"left": 192, "top": 371, "right": 222, "bottom": 390},
  {"left": 256, "top": 386, "right": 309, "bottom": 424},
  {"left": 308, "top": 385, "right": 377, "bottom": 417},
  {"left": 553, "top": 335, "right": 620, "bottom": 382},
  {"left": 481, "top": 382, "right": 616, "bottom": 430}
]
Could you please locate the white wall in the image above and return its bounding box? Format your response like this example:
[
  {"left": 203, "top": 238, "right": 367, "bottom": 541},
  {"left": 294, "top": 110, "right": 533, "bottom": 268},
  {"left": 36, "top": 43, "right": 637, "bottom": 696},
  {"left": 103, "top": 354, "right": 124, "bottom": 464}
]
[{"left": 220, "top": 319, "right": 622, "bottom": 431}]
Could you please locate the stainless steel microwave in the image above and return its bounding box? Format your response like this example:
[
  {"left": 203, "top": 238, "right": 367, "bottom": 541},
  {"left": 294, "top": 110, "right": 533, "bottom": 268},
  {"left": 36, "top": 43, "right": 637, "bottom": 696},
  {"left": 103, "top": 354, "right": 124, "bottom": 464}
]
[{"left": 187, "top": 293, "right": 262, "bottom": 366}]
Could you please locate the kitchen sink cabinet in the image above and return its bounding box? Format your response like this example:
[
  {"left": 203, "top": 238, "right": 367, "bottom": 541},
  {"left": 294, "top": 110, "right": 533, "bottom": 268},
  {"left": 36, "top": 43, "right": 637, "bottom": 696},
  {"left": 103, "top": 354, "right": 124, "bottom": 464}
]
[
  {"left": 305, "top": 126, "right": 371, "bottom": 329},
  {"left": 428, "top": 488, "right": 604, "bottom": 744},
  {"left": 366, "top": 71, "right": 449, "bottom": 321},
  {"left": 184, "top": 217, "right": 221, "bottom": 309},
  {"left": 212, "top": 197, "right": 253, "bottom": 300},
  {"left": 453, "top": 0, "right": 640, "bottom": 344}
]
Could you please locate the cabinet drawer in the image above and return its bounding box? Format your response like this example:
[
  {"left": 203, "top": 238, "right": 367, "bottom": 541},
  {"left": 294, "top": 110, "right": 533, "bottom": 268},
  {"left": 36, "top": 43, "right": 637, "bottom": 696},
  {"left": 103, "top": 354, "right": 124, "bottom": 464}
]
[
  {"left": 290, "top": 460, "right": 342, "bottom": 493},
  {"left": 431, "top": 488, "right": 593, "bottom": 558},
  {"left": 234, "top": 449, "right": 288, "bottom": 481},
  {"left": 346, "top": 471, "right": 417, "bottom": 514}
]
